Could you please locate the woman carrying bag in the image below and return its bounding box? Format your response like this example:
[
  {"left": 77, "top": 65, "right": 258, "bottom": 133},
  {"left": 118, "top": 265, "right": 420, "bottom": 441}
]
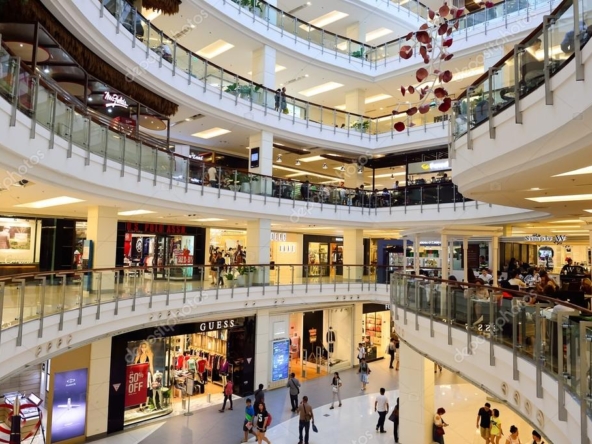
[
  {"left": 329, "top": 372, "right": 342, "bottom": 409},
  {"left": 358, "top": 358, "right": 371, "bottom": 391},
  {"left": 433, "top": 407, "right": 448, "bottom": 444}
]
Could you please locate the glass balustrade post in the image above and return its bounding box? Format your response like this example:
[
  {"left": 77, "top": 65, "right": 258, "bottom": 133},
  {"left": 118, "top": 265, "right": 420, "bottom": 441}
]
[
  {"left": 262, "top": 266, "right": 267, "bottom": 296},
  {"left": 293, "top": 18, "right": 297, "bottom": 43},
  {"left": 201, "top": 163, "right": 206, "bottom": 196},
  {"left": 199, "top": 266, "right": 204, "bottom": 302},
  {"left": 187, "top": 53, "right": 192, "bottom": 85},
  {"left": 305, "top": 265, "right": 309, "bottom": 293},
  {"left": 266, "top": 4, "right": 270, "bottom": 30},
  {"left": 414, "top": 279, "right": 419, "bottom": 331},
  {"left": 489, "top": 292, "right": 495, "bottom": 366},
  {"left": 95, "top": 272, "right": 103, "bottom": 320},
  {"left": 535, "top": 303, "right": 543, "bottom": 398},
  {"left": 115, "top": 1, "right": 121, "bottom": 33},
  {"left": 332, "top": 109, "right": 336, "bottom": 134},
  {"left": 512, "top": 301, "right": 519, "bottom": 380},
  {"left": 47, "top": 91, "right": 57, "bottom": 149},
  {"left": 29, "top": 75, "right": 39, "bottom": 139},
  {"left": 120, "top": 134, "right": 127, "bottom": 177},
  {"left": 334, "top": 34, "right": 338, "bottom": 58},
  {"left": 277, "top": 179, "right": 282, "bottom": 207},
  {"left": 420, "top": 187, "right": 423, "bottom": 213},
  {"left": 348, "top": 39, "right": 352, "bottom": 63},
  {"left": 101, "top": 126, "right": 108, "bottom": 172},
  {"left": 467, "top": 296, "right": 473, "bottom": 355},
  {"left": 319, "top": 105, "right": 323, "bottom": 131},
  {"left": 145, "top": 23, "right": 151, "bottom": 58},
  {"left": 159, "top": 31, "right": 164, "bottom": 68},
  {"left": 579, "top": 321, "right": 592, "bottom": 442},
  {"left": 85, "top": 118, "right": 91, "bottom": 166},
  {"left": 321, "top": 29, "right": 325, "bottom": 54},
  {"left": 131, "top": 7, "right": 137, "bottom": 48},
  {"left": 403, "top": 274, "right": 408, "bottom": 325},
  {"left": 216, "top": 269, "right": 220, "bottom": 300},
  {"left": 34, "top": 276, "right": 46, "bottom": 338},
  {"left": 172, "top": 41, "right": 177, "bottom": 76},
  {"left": 280, "top": 13, "right": 284, "bottom": 37},
  {"left": 203, "top": 61, "right": 208, "bottom": 92},
  {"left": 76, "top": 273, "right": 84, "bottom": 325},
  {"left": 290, "top": 266, "right": 294, "bottom": 294},
  {"left": 404, "top": 188, "right": 407, "bottom": 213},
  {"left": 292, "top": 98, "right": 296, "bottom": 124},
  {"left": 437, "top": 185, "right": 440, "bottom": 212},
  {"left": 276, "top": 266, "right": 280, "bottom": 295},
  {"left": 57, "top": 274, "right": 67, "bottom": 331},
  {"left": 114, "top": 271, "right": 120, "bottom": 316},
  {"left": 543, "top": 16, "right": 554, "bottom": 104},
  {"left": 66, "top": 107, "right": 74, "bottom": 158},
  {"left": 429, "top": 280, "right": 435, "bottom": 337},
  {"left": 217, "top": 167, "right": 222, "bottom": 198},
  {"left": 319, "top": 267, "right": 323, "bottom": 293},
  {"left": 514, "top": 46, "right": 524, "bottom": 124}
]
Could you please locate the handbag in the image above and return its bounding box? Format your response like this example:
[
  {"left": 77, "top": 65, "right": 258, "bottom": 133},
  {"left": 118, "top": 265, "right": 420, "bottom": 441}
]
[
  {"left": 332, "top": 386, "right": 339, "bottom": 393},
  {"left": 312, "top": 423, "right": 318, "bottom": 433},
  {"left": 388, "top": 408, "right": 397, "bottom": 422},
  {"left": 435, "top": 426, "right": 445, "bottom": 436}
]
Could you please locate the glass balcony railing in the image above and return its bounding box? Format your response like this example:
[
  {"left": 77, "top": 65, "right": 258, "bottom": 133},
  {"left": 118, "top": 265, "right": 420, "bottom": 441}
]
[
  {"left": 1, "top": 46, "right": 485, "bottom": 212},
  {"left": 391, "top": 272, "right": 592, "bottom": 434},
  {"left": 452, "top": 0, "right": 588, "bottom": 144},
  {"left": 0, "top": 264, "right": 388, "bottom": 341},
  {"left": 216, "top": 0, "right": 556, "bottom": 66}
]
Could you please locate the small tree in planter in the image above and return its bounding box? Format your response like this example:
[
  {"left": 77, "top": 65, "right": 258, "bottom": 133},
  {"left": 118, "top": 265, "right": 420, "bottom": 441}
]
[
  {"left": 352, "top": 120, "right": 370, "bottom": 133},
  {"left": 237, "top": 172, "right": 250, "bottom": 193},
  {"left": 237, "top": 266, "right": 256, "bottom": 286},
  {"left": 224, "top": 272, "right": 236, "bottom": 288}
]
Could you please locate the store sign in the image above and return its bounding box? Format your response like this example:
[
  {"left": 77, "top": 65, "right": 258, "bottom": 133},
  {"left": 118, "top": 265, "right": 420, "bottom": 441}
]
[
  {"left": 279, "top": 244, "right": 295, "bottom": 253},
  {"left": 408, "top": 159, "right": 450, "bottom": 174},
  {"left": 271, "top": 339, "right": 290, "bottom": 382},
  {"left": 125, "top": 222, "right": 187, "bottom": 234},
  {"left": 125, "top": 363, "right": 149, "bottom": 407},
  {"left": 197, "top": 319, "right": 236, "bottom": 332},
  {"left": 174, "top": 254, "right": 194, "bottom": 265},
  {"left": 270, "top": 232, "right": 287, "bottom": 242},
  {"left": 525, "top": 234, "right": 568, "bottom": 243},
  {"left": 419, "top": 241, "right": 441, "bottom": 246},
  {"left": 104, "top": 91, "right": 129, "bottom": 109}
]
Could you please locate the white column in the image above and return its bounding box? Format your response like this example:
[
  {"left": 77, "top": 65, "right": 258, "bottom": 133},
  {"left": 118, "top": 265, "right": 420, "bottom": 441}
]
[
  {"left": 353, "top": 302, "right": 364, "bottom": 364},
  {"left": 247, "top": 219, "right": 271, "bottom": 285},
  {"left": 248, "top": 131, "right": 274, "bottom": 196},
  {"left": 398, "top": 342, "right": 435, "bottom": 444},
  {"left": 343, "top": 229, "right": 364, "bottom": 281},
  {"left": 252, "top": 45, "right": 276, "bottom": 90},
  {"left": 414, "top": 235, "right": 420, "bottom": 275},
  {"left": 174, "top": 144, "right": 190, "bottom": 177},
  {"left": 204, "top": 228, "right": 212, "bottom": 264},
  {"left": 491, "top": 236, "right": 499, "bottom": 283},
  {"left": 345, "top": 89, "right": 366, "bottom": 115},
  {"left": 463, "top": 237, "right": 469, "bottom": 282},
  {"left": 86, "top": 338, "right": 112, "bottom": 438},
  {"left": 403, "top": 239, "right": 408, "bottom": 272},
  {"left": 255, "top": 309, "right": 270, "bottom": 388},
  {"left": 87, "top": 206, "right": 118, "bottom": 291}
]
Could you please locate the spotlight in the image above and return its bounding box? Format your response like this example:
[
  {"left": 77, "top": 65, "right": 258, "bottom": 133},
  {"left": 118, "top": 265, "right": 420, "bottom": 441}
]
[
  {"left": 15, "top": 179, "right": 29, "bottom": 187},
  {"left": 322, "top": 163, "right": 328, "bottom": 169},
  {"left": 296, "top": 160, "right": 301, "bottom": 166},
  {"left": 43, "top": 66, "right": 50, "bottom": 74},
  {"left": 391, "top": 173, "right": 394, "bottom": 179},
  {"left": 276, "top": 154, "right": 282, "bottom": 163},
  {"left": 340, "top": 165, "right": 345, "bottom": 172},
  {"left": 357, "top": 166, "right": 363, "bottom": 174}
]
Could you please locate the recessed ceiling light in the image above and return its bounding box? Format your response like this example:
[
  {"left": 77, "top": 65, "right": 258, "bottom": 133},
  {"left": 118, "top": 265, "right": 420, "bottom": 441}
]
[
  {"left": 300, "top": 10, "right": 348, "bottom": 29},
  {"left": 192, "top": 127, "right": 231, "bottom": 139},
  {"left": 299, "top": 82, "right": 343, "bottom": 97},
  {"left": 118, "top": 210, "right": 156, "bottom": 216},
  {"left": 374, "top": 172, "right": 405, "bottom": 178},
  {"left": 335, "top": 105, "right": 346, "bottom": 110},
  {"left": 553, "top": 165, "right": 592, "bottom": 177},
  {"left": 526, "top": 194, "right": 592, "bottom": 203},
  {"left": 365, "top": 94, "right": 392, "bottom": 104},
  {"left": 550, "top": 230, "right": 588, "bottom": 233},
  {"left": 15, "top": 196, "right": 85, "bottom": 208},
  {"left": 584, "top": 209, "right": 592, "bottom": 214},
  {"left": 247, "top": 65, "right": 287, "bottom": 76},
  {"left": 365, "top": 27, "right": 393, "bottom": 42},
  {"left": 196, "top": 40, "right": 234, "bottom": 59},
  {"left": 192, "top": 218, "right": 226, "bottom": 222},
  {"left": 528, "top": 187, "right": 541, "bottom": 191}
]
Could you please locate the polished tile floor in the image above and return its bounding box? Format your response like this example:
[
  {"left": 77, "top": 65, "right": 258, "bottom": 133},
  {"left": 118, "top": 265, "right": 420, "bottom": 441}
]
[{"left": 72, "top": 358, "right": 537, "bottom": 444}]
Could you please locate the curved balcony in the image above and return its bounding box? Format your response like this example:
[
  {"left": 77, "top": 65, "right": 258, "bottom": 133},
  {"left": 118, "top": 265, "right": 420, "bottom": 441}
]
[
  {"left": 202, "top": 0, "right": 558, "bottom": 74},
  {"left": 391, "top": 272, "right": 592, "bottom": 444},
  {"left": 0, "top": 264, "right": 388, "bottom": 381},
  {"left": 0, "top": 56, "right": 542, "bottom": 226},
  {"left": 451, "top": 0, "right": 592, "bottom": 200}
]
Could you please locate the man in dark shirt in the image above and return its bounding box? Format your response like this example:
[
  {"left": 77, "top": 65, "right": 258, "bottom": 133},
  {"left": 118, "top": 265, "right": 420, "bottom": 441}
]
[
  {"left": 254, "top": 383, "right": 265, "bottom": 409},
  {"left": 476, "top": 402, "right": 492, "bottom": 443}
]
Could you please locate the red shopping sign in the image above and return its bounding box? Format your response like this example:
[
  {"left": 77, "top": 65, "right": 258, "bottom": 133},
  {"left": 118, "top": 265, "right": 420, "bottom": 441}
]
[{"left": 125, "top": 363, "right": 149, "bottom": 407}]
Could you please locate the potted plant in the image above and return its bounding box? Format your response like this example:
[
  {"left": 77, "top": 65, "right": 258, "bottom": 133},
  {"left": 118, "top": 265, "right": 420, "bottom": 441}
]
[
  {"left": 352, "top": 120, "right": 370, "bottom": 133},
  {"left": 238, "top": 266, "right": 256, "bottom": 286},
  {"left": 224, "top": 272, "right": 236, "bottom": 288},
  {"left": 238, "top": 0, "right": 263, "bottom": 13},
  {"left": 225, "top": 83, "right": 261, "bottom": 99},
  {"left": 237, "top": 172, "right": 250, "bottom": 193},
  {"left": 351, "top": 48, "right": 365, "bottom": 59}
]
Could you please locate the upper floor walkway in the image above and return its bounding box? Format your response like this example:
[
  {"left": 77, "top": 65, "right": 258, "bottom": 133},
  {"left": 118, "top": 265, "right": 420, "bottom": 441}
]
[
  {"left": 451, "top": 0, "right": 592, "bottom": 217},
  {"left": 0, "top": 67, "right": 544, "bottom": 226},
  {"left": 391, "top": 272, "right": 592, "bottom": 444}
]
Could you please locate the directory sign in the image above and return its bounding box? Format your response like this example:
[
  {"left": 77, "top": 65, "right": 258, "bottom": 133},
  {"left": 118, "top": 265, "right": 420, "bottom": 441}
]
[{"left": 271, "top": 339, "right": 290, "bottom": 382}]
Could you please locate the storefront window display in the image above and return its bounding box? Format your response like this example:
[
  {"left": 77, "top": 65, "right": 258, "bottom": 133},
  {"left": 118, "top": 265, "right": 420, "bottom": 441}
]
[
  {"left": 117, "top": 222, "right": 204, "bottom": 279},
  {"left": 287, "top": 306, "right": 353, "bottom": 379},
  {"left": 303, "top": 236, "right": 343, "bottom": 278},
  {"left": 0, "top": 217, "right": 42, "bottom": 275},
  {"left": 362, "top": 304, "right": 392, "bottom": 362},
  {"left": 108, "top": 317, "right": 256, "bottom": 432}
]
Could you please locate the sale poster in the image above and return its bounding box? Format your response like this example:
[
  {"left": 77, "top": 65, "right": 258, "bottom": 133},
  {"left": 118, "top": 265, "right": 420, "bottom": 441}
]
[{"left": 125, "top": 363, "right": 149, "bottom": 407}]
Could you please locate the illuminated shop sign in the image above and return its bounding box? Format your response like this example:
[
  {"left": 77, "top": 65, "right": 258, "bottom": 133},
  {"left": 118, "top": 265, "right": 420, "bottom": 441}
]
[
  {"left": 525, "top": 234, "right": 567, "bottom": 243},
  {"left": 407, "top": 159, "right": 450, "bottom": 174},
  {"left": 270, "top": 232, "right": 287, "bottom": 241},
  {"left": 104, "top": 92, "right": 129, "bottom": 109}
]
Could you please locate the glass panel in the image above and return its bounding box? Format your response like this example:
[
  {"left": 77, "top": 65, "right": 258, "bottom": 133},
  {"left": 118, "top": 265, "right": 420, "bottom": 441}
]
[
  {"left": 124, "top": 138, "right": 141, "bottom": 169},
  {"left": 176, "top": 46, "right": 190, "bottom": 74},
  {"left": 88, "top": 121, "right": 106, "bottom": 157},
  {"left": 547, "top": 3, "right": 576, "bottom": 77},
  {"left": 35, "top": 84, "right": 53, "bottom": 128},
  {"left": 156, "top": 150, "right": 172, "bottom": 178},
  {"left": 0, "top": 57, "right": 17, "bottom": 98},
  {"left": 106, "top": 130, "right": 124, "bottom": 164},
  {"left": 71, "top": 112, "right": 88, "bottom": 147},
  {"left": 487, "top": 57, "right": 516, "bottom": 118},
  {"left": 518, "top": 33, "right": 545, "bottom": 98},
  {"left": 141, "top": 142, "right": 157, "bottom": 175}
]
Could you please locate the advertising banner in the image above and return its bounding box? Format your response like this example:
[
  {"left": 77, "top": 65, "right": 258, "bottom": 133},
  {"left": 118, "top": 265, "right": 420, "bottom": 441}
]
[
  {"left": 51, "top": 369, "right": 88, "bottom": 443},
  {"left": 271, "top": 339, "right": 290, "bottom": 382},
  {"left": 125, "top": 363, "right": 149, "bottom": 407}
]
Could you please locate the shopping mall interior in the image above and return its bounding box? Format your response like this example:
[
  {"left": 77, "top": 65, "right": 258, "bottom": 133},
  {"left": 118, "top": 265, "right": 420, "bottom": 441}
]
[{"left": 0, "top": 0, "right": 590, "bottom": 442}]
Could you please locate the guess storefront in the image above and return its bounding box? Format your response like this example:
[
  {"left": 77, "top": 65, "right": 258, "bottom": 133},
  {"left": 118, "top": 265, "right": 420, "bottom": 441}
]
[{"left": 107, "top": 316, "right": 256, "bottom": 433}]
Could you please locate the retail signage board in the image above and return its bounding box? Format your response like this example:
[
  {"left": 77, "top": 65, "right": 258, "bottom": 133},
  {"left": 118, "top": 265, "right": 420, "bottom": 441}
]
[
  {"left": 52, "top": 369, "right": 88, "bottom": 442},
  {"left": 104, "top": 92, "right": 129, "bottom": 109},
  {"left": 125, "top": 223, "right": 187, "bottom": 234},
  {"left": 407, "top": 159, "right": 450, "bottom": 174},
  {"left": 525, "top": 234, "right": 567, "bottom": 243},
  {"left": 125, "top": 363, "right": 149, "bottom": 407},
  {"left": 271, "top": 339, "right": 290, "bottom": 382},
  {"left": 196, "top": 319, "right": 236, "bottom": 332}
]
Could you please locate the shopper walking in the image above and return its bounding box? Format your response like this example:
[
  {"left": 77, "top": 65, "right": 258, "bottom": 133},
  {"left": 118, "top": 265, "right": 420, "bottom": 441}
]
[
  {"left": 433, "top": 407, "right": 448, "bottom": 444},
  {"left": 216, "top": 252, "right": 226, "bottom": 287},
  {"left": 374, "top": 387, "right": 389, "bottom": 433},
  {"left": 255, "top": 402, "right": 271, "bottom": 444},
  {"left": 274, "top": 88, "right": 281, "bottom": 111},
  {"left": 389, "top": 397, "right": 399, "bottom": 443},
  {"left": 286, "top": 372, "right": 301, "bottom": 412},
  {"left": 219, "top": 379, "right": 233, "bottom": 412},
  {"left": 329, "top": 372, "right": 342, "bottom": 409},
  {"left": 297, "top": 396, "right": 314, "bottom": 444},
  {"left": 490, "top": 408, "right": 504, "bottom": 444},
  {"left": 358, "top": 357, "right": 371, "bottom": 390},
  {"left": 505, "top": 425, "right": 520, "bottom": 444},
  {"left": 477, "top": 402, "right": 493, "bottom": 443},
  {"left": 357, "top": 342, "right": 366, "bottom": 364},
  {"left": 254, "top": 383, "right": 265, "bottom": 410},
  {"left": 531, "top": 430, "right": 545, "bottom": 443},
  {"left": 280, "top": 87, "right": 287, "bottom": 112},
  {"left": 387, "top": 338, "right": 396, "bottom": 368},
  {"left": 242, "top": 398, "right": 257, "bottom": 444}
]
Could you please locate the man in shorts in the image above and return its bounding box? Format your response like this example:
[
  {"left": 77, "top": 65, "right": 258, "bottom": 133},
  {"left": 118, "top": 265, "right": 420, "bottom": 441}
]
[
  {"left": 476, "top": 402, "right": 492, "bottom": 442},
  {"left": 242, "top": 398, "right": 257, "bottom": 443}
]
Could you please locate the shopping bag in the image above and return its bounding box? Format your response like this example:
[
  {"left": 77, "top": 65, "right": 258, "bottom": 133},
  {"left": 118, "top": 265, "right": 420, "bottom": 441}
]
[{"left": 312, "top": 423, "right": 318, "bottom": 433}]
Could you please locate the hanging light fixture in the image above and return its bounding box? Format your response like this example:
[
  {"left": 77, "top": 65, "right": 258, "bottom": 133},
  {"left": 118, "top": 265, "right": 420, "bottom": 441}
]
[
  {"left": 322, "top": 163, "right": 328, "bottom": 169},
  {"left": 276, "top": 154, "right": 283, "bottom": 163},
  {"left": 391, "top": 173, "right": 394, "bottom": 179},
  {"left": 340, "top": 165, "right": 345, "bottom": 172},
  {"left": 296, "top": 159, "right": 301, "bottom": 166},
  {"left": 357, "top": 166, "right": 363, "bottom": 174}
]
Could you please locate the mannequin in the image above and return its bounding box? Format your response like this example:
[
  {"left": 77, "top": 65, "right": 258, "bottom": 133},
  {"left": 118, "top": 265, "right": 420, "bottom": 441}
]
[
  {"left": 187, "top": 355, "right": 197, "bottom": 377},
  {"left": 326, "top": 327, "right": 336, "bottom": 353},
  {"left": 219, "top": 357, "right": 229, "bottom": 387},
  {"left": 290, "top": 332, "right": 300, "bottom": 362},
  {"left": 152, "top": 371, "right": 163, "bottom": 410}
]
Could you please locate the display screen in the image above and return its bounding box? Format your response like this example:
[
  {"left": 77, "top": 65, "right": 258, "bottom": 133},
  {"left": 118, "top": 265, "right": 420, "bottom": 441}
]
[
  {"left": 271, "top": 339, "right": 290, "bottom": 382},
  {"left": 250, "top": 148, "right": 260, "bottom": 168},
  {"left": 51, "top": 369, "right": 88, "bottom": 443}
]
